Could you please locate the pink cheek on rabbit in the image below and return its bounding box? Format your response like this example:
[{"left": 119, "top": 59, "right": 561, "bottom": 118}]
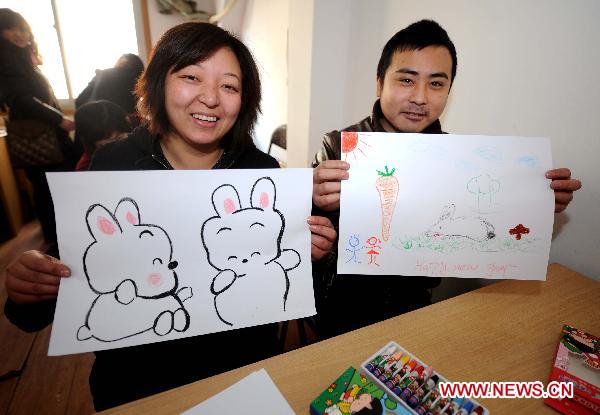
[{"left": 147, "top": 272, "right": 163, "bottom": 287}]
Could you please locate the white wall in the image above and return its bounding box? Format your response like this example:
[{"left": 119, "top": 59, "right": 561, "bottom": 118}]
[
  {"left": 222, "top": 0, "right": 289, "bottom": 151},
  {"left": 289, "top": 0, "right": 600, "bottom": 282}
]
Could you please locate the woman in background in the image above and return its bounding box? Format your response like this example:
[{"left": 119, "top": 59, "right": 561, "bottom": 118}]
[
  {"left": 76, "top": 53, "right": 145, "bottom": 126},
  {"left": 74, "top": 100, "right": 131, "bottom": 171},
  {"left": 0, "top": 8, "right": 81, "bottom": 244}
]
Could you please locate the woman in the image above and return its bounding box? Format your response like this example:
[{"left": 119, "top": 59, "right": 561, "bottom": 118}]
[
  {"left": 75, "top": 53, "right": 145, "bottom": 123},
  {"left": 4, "top": 22, "right": 336, "bottom": 410},
  {"left": 0, "top": 8, "right": 80, "bottom": 244}
]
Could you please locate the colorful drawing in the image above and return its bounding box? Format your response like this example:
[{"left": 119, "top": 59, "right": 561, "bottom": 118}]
[
  {"left": 345, "top": 234, "right": 362, "bottom": 263},
  {"left": 341, "top": 131, "right": 371, "bottom": 161},
  {"left": 426, "top": 204, "right": 496, "bottom": 243},
  {"left": 509, "top": 224, "right": 530, "bottom": 240},
  {"left": 467, "top": 173, "right": 501, "bottom": 213},
  {"left": 365, "top": 236, "right": 381, "bottom": 266},
  {"left": 376, "top": 165, "right": 398, "bottom": 242},
  {"left": 78, "top": 197, "right": 192, "bottom": 342},
  {"left": 201, "top": 177, "right": 301, "bottom": 326}
]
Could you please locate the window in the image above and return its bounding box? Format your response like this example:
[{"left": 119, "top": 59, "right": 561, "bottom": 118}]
[{"left": 4, "top": 0, "right": 139, "bottom": 101}]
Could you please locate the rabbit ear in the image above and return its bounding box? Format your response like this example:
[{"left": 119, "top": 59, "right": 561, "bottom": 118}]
[
  {"left": 440, "top": 204, "right": 456, "bottom": 221},
  {"left": 114, "top": 197, "right": 140, "bottom": 227},
  {"left": 86, "top": 204, "right": 121, "bottom": 240},
  {"left": 212, "top": 184, "right": 241, "bottom": 216},
  {"left": 251, "top": 177, "right": 276, "bottom": 210}
]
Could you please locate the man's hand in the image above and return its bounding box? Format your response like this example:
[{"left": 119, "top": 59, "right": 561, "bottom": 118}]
[
  {"left": 5, "top": 250, "right": 71, "bottom": 304},
  {"left": 546, "top": 168, "right": 582, "bottom": 213},
  {"left": 308, "top": 216, "right": 337, "bottom": 261},
  {"left": 313, "top": 160, "right": 350, "bottom": 211}
]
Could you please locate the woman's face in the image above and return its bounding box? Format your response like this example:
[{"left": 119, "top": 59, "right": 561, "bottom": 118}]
[
  {"left": 2, "top": 24, "right": 30, "bottom": 48},
  {"left": 164, "top": 46, "right": 242, "bottom": 151}
]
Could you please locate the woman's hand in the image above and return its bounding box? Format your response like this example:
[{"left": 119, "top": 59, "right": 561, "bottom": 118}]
[
  {"left": 5, "top": 250, "right": 71, "bottom": 304},
  {"left": 546, "top": 168, "right": 582, "bottom": 213},
  {"left": 308, "top": 216, "right": 337, "bottom": 261},
  {"left": 59, "top": 117, "right": 75, "bottom": 131}
]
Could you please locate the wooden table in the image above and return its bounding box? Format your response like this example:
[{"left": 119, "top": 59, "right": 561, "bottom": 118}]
[{"left": 103, "top": 263, "right": 599, "bottom": 414}]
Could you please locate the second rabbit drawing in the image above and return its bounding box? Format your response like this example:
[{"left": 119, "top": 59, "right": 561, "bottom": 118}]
[{"left": 201, "top": 177, "right": 301, "bottom": 326}]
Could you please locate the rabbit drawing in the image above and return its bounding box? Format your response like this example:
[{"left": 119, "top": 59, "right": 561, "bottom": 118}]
[
  {"left": 426, "top": 204, "right": 496, "bottom": 242},
  {"left": 201, "top": 177, "right": 301, "bottom": 326},
  {"left": 77, "top": 197, "right": 192, "bottom": 342}
]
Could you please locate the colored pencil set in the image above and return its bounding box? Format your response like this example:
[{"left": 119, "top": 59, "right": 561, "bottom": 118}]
[{"left": 362, "top": 342, "right": 489, "bottom": 415}]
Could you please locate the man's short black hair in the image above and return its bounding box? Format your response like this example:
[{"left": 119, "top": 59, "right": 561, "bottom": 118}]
[{"left": 376, "top": 19, "right": 457, "bottom": 85}]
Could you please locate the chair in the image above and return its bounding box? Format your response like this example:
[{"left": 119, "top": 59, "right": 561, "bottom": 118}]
[{"left": 268, "top": 125, "right": 287, "bottom": 165}]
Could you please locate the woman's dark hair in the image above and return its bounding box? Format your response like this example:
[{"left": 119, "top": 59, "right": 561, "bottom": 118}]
[
  {"left": 0, "top": 8, "right": 27, "bottom": 33},
  {"left": 117, "top": 53, "right": 145, "bottom": 77},
  {"left": 136, "top": 22, "right": 260, "bottom": 155},
  {"left": 377, "top": 19, "right": 457, "bottom": 87},
  {"left": 75, "top": 100, "right": 131, "bottom": 151},
  {"left": 0, "top": 8, "right": 38, "bottom": 68}
]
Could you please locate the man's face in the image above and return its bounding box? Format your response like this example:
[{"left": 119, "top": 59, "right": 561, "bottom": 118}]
[{"left": 377, "top": 46, "right": 453, "bottom": 133}]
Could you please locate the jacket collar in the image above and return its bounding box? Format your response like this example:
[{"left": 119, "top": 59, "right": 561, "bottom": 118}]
[
  {"left": 129, "top": 125, "right": 236, "bottom": 170},
  {"left": 371, "top": 99, "right": 444, "bottom": 134}
]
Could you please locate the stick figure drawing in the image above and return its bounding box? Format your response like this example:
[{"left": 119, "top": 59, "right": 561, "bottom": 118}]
[{"left": 201, "top": 177, "right": 301, "bottom": 326}]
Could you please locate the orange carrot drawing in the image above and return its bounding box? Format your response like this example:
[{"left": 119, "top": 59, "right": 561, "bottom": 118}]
[{"left": 376, "top": 165, "right": 399, "bottom": 241}]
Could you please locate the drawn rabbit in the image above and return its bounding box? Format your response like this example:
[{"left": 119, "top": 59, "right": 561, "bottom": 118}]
[
  {"left": 426, "top": 204, "right": 496, "bottom": 242},
  {"left": 201, "top": 177, "right": 301, "bottom": 326},
  {"left": 77, "top": 197, "right": 192, "bottom": 342}
]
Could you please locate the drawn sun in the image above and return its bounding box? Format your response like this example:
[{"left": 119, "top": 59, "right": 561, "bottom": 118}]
[{"left": 341, "top": 131, "right": 371, "bottom": 161}]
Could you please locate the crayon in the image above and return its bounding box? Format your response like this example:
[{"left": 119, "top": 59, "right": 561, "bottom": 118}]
[
  {"left": 455, "top": 399, "right": 475, "bottom": 415},
  {"left": 393, "top": 365, "right": 424, "bottom": 396},
  {"left": 385, "top": 357, "right": 416, "bottom": 389},
  {"left": 373, "top": 351, "right": 403, "bottom": 377},
  {"left": 407, "top": 374, "right": 439, "bottom": 408},
  {"left": 469, "top": 405, "right": 485, "bottom": 415},
  {"left": 383, "top": 355, "right": 411, "bottom": 387},
  {"left": 364, "top": 346, "right": 397, "bottom": 372}
]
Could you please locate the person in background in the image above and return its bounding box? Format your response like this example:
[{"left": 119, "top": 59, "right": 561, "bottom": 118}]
[
  {"left": 4, "top": 22, "right": 336, "bottom": 410},
  {"left": 0, "top": 8, "right": 81, "bottom": 245},
  {"left": 74, "top": 100, "right": 131, "bottom": 171},
  {"left": 311, "top": 19, "right": 582, "bottom": 338},
  {"left": 75, "top": 53, "right": 144, "bottom": 126}
]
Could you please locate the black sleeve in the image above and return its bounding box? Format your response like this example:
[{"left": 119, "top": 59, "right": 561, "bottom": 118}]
[
  {"left": 3, "top": 298, "right": 56, "bottom": 332},
  {"left": 10, "top": 94, "right": 63, "bottom": 126},
  {"left": 75, "top": 78, "right": 95, "bottom": 109}
]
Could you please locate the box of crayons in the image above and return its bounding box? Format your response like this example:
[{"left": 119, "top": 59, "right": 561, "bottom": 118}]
[
  {"left": 544, "top": 324, "right": 600, "bottom": 414},
  {"left": 361, "top": 341, "right": 489, "bottom": 415}
]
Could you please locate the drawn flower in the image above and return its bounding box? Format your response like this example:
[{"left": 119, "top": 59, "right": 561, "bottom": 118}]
[
  {"left": 509, "top": 224, "right": 530, "bottom": 240},
  {"left": 325, "top": 399, "right": 333, "bottom": 406}
]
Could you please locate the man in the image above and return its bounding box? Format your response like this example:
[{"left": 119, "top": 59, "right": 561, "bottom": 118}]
[{"left": 311, "top": 20, "right": 581, "bottom": 337}]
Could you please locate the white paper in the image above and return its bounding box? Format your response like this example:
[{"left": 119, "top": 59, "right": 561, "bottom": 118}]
[
  {"left": 338, "top": 133, "right": 554, "bottom": 280},
  {"left": 47, "top": 169, "right": 314, "bottom": 356},
  {"left": 181, "top": 368, "right": 295, "bottom": 415}
]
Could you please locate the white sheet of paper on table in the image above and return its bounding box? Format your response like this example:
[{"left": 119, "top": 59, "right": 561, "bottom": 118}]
[
  {"left": 181, "top": 368, "right": 295, "bottom": 415},
  {"left": 46, "top": 169, "right": 314, "bottom": 356},
  {"left": 337, "top": 132, "right": 554, "bottom": 280}
]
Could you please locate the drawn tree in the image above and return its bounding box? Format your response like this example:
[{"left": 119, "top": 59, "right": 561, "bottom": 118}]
[{"left": 467, "top": 173, "right": 500, "bottom": 213}]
